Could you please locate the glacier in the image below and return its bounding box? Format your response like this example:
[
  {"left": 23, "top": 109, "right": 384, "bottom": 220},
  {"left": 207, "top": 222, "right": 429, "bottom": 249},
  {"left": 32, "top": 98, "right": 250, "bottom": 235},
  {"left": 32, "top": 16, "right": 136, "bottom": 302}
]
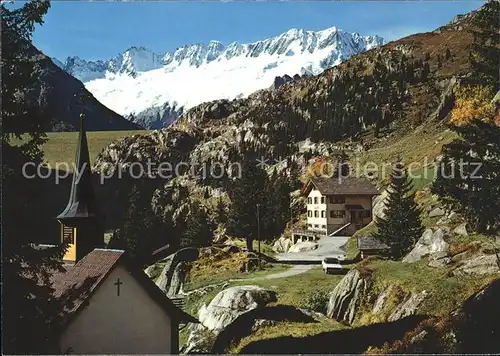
[{"left": 58, "top": 27, "right": 383, "bottom": 128}]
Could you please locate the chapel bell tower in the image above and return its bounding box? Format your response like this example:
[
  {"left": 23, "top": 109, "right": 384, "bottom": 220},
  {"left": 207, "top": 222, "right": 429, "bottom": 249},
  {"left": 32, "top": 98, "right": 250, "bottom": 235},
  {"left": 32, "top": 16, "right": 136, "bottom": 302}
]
[{"left": 57, "top": 115, "right": 104, "bottom": 262}]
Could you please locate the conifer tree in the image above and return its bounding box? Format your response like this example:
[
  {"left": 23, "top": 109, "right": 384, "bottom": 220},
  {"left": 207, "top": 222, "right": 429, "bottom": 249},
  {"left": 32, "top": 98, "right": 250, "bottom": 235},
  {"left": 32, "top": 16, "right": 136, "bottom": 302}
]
[
  {"left": 1, "top": 1, "right": 71, "bottom": 353},
  {"left": 227, "top": 154, "right": 268, "bottom": 251},
  {"left": 111, "top": 185, "right": 158, "bottom": 267},
  {"left": 374, "top": 160, "right": 424, "bottom": 259},
  {"left": 445, "top": 48, "right": 452, "bottom": 60},
  {"left": 469, "top": 0, "right": 500, "bottom": 87},
  {"left": 216, "top": 196, "right": 228, "bottom": 224},
  {"left": 181, "top": 202, "right": 214, "bottom": 247}
]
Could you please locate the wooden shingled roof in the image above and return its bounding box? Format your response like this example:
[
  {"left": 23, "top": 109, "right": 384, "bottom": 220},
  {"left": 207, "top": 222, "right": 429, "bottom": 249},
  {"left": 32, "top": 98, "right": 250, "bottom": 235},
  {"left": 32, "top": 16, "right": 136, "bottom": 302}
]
[
  {"left": 357, "top": 236, "right": 389, "bottom": 251},
  {"left": 302, "top": 177, "right": 381, "bottom": 196},
  {"left": 51, "top": 249, "right": 198, "bottom": 328}
]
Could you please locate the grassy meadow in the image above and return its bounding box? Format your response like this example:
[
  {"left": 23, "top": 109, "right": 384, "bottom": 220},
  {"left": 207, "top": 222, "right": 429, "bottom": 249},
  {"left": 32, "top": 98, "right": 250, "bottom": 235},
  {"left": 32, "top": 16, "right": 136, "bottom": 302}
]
[{"left": 12, "top": 130, "right": 147, "bottom": 171}]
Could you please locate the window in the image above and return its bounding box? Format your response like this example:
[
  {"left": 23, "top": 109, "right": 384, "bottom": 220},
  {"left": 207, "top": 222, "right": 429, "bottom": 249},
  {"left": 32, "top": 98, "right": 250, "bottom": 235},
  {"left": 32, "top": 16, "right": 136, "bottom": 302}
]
[
  {"left": 62, "top": 225, "right": 74, "bottom": 244},
  {"left": 308, "top": 210, "right": 312, "bottom": 217},
  {"left": 330, "top": 210, "right": 346, "bottom": 218},
  {"left": 320, "top": 197, "right": 325, "bottom": 204},
  {"left": 321, "top": 225, "right": 326, "bottom": 229},
  {"left": 361, "top": 210, "right": 371, "bottom": 218},
  {"left": 321, "top": 211, "right": 326, "bottom": 218},
  {"left": 314, "top": 224, "right": 319, "bottom": 228},
  {"left": 314, "top": 211, "right": 319, "bottom": 217},
  {"left": 308, "top": 197, "right": 312, "bottom": 204},
  {"left": 308, "top": 224, "right": 312, "bottom": 228},
  {"left": 314, "top": 197, "right": 318, "bottom": 204},
  {"left": 329, "top": 195, "right": 345, "bottom": 204}
]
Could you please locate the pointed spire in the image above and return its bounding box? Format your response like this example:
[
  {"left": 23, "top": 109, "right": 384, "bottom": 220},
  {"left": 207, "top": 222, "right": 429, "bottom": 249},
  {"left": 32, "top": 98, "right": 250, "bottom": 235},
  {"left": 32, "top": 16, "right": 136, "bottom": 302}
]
[{"left": 57, "top": 114, "right": 100, "bottom": 220}]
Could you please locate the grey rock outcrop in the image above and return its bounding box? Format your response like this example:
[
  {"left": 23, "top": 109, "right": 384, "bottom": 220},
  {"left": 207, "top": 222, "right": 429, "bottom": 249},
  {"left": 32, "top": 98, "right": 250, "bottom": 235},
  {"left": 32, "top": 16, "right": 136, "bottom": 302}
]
[
  {"left": 93, "top": 128, "right": 198, "bottom": 174},
  {"left": 183, "top": 323, "right": 216, "bottom": 354},
  {"left": 327, "top": 269, "right": 367, "bottom": 324},
  {"left": 211, "top": 305, "right": 316, "bottom": 353},
  {"left": 288, "top": 241, "right": 318, "bottom": 253},
  {"left": 273, "top": 236, "right": 292, "bottom": 253},
  {"left": 198, "top": 285, "right": 277, "bottom": 335},
  {"left": 372, "top": 189, "right": 389, "bottom": 221},
  {"left": 429, "top": 207, "right": 446, "bottom": 218},
  {"left": 149, "top": 248, "right": 199, "bottom": 296},
  {"left": 388, "top": 290, "right": 428, "bottom": 322},
  {"left": 428, "top": 252, "right": 452, "bottom": 268},
  {"left": 372, "top": 285, "right": 394, "bottom": 314},
  {"left": 453, "top": 223, "right": 469, "bottom": 237},
  {"left": 184, "top": 285, "right": 276, "bottom": 353},
  {"left": 452, "top": 254, "right": 500, "bottom": 276},
  {"left": 403, "top": 229, "right": 449, "bottom": 263}
]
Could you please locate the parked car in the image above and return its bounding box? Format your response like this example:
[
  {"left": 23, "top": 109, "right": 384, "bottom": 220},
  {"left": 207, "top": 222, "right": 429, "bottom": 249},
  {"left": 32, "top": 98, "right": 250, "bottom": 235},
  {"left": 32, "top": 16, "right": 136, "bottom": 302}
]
[{"left": 322, "top": 257, "right": 343, "bottom": 274}]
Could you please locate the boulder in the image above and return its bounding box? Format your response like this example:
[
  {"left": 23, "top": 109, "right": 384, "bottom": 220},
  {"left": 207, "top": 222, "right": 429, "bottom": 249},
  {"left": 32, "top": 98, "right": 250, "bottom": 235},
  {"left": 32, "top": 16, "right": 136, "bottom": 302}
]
[
  {"left": 428, "top": 252, "right": 452, "bottom": 268},
  {"left": 211, "top": 305, "right": 316, "bottom": 353},
  {"left": 273, "top": 236, "right": 292, "bottom": 253},
  {"left": 327, "top": 269, "right": 367, "bottom": 324},
  {"left": 403, "top": 229, "right": 449, "bottom": 263},
  {"left": 453, "top": 223, "right": 469, "bottom": 237},
  {"left": 372, "top": 286, "right": 394, "bottom": 314},
  {"left": 452, "top": 254, "right": 500, "bottom": 276},
  {"left": 288, "top": 241, "right": 318, "bottom": 253},
  {"left": 182, "top": 323, "right": 216, "bottom": 354},
  {"left": 388, "top": 290, "right": 428, "bottom": 322},
  {"left": 372, "top": 189, "right": 389, "bottom": 221},
  {"left": 152, "top": 248, "right": 199, "bottom": 296},
  {"left": 166, "top": 261, "right": 188, "bottom": 297},
  {"left": 429, "top": 207, "right": 446, "bottom": 218},
  {"left": 448, "top": 211, "right": 458, "bottom": 220},
  {"left": 155, "top": 258, "right": 174, "bottom": 292},
  {"left": 198, "top": 285, "right": 277, "bottom": 335}
]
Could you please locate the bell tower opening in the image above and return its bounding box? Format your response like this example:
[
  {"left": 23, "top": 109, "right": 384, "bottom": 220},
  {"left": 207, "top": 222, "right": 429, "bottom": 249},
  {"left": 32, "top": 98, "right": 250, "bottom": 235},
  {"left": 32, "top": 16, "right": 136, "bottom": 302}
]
[{"left": 56, "top": 114, "right": 104, "bottom": 263}]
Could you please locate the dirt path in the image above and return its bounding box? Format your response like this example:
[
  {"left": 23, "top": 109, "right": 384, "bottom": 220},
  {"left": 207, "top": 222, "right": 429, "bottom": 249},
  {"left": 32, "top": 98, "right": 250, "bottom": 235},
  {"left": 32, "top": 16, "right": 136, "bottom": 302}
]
[
  {"left": 275, "top": 236, "right": 350, "bottom": 262},
  {"left": 242, "top": 265, "right": 314, "bottom": 280},
  {"left": 181, "top": 265, "right": 314, "bottom": 296}
]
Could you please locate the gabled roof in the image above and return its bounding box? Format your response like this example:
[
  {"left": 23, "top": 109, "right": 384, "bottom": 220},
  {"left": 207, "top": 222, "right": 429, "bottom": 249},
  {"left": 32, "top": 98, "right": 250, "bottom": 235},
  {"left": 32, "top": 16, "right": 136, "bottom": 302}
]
[
  {"left": 302, "top": 177, "right": 380, "bottom": 196},
  {"left": 52, "top": 249, "right": 198, "bottom": 329},
  {"left": 57, "top": 116, "right": 100, "bottom": 220},
  {"left": 357, "top": 236, "right": 389, "bottom": 251}
]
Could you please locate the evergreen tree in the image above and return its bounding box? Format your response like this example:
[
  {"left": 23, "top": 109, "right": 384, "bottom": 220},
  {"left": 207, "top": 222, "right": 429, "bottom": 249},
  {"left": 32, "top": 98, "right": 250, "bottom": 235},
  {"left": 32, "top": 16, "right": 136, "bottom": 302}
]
[
  {"left": 203, "top": 186, "right": 210, "bottom": 200},
  {"left": 216, "top": 196, "right": 228, "bottom": 224},
  {"left": 445, "top": 48, "right": 452, "bottom": 60},
  {"left": 110, "top": 185, "right": 158, "bottom": 267},
  {"left": 421, "top": 61, "right": 431, "bottom": 81},
  {"left": 336, "top": 150, "right": 350, "bottom": 177},
  {"left": 432, "top": 120, "right": 500, "bottom": 233},
  {"left": 374, "top": 160, "right": 425, "bottom": 260},
  {"left": 227, "top": 154, "right": 268, "bottom": 251},
  {"left": 2, "top": 1, "right": 70, "bottom": 353},
  {"left": 262, "top": 170, "right": 290, "bottom": 238},
  {"left": 469, "top": 0, "right": 500, "bottom": 87}
]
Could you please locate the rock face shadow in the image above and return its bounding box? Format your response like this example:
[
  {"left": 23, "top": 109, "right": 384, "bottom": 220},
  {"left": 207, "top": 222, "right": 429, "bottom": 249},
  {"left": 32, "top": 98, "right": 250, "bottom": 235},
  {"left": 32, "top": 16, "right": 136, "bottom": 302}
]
[
  {"left": 238, "top": 315, "right": 427, "bottom": 354},
  {"left": 212, "top": 305, "right": 317, "bottom": 353}
]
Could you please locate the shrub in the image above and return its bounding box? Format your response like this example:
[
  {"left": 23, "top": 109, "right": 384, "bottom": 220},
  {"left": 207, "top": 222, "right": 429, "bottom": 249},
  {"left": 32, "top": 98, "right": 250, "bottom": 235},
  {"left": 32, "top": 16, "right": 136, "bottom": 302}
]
[{"left": 302, "top": 291, "right": 329, "bottom": 314}]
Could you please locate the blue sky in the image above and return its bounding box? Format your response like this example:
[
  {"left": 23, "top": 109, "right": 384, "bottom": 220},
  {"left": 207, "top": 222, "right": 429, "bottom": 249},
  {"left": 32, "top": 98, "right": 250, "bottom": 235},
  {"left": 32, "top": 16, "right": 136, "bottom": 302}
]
[{"left": 24, "top": 0, "right": 483, "bottom": 61}]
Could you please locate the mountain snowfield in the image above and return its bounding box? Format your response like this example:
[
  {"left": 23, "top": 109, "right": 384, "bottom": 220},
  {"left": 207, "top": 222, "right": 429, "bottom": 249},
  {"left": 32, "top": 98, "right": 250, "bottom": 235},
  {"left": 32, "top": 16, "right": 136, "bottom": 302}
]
[{"left": 57, "top": 27, "right": 383, "bottom": 128}]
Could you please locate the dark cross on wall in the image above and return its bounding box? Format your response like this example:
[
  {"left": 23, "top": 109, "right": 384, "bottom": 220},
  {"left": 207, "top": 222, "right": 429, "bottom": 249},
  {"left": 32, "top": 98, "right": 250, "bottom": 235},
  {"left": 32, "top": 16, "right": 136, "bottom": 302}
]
[{"left": 114, "top": 278, "right": 123, "bottom": 296}]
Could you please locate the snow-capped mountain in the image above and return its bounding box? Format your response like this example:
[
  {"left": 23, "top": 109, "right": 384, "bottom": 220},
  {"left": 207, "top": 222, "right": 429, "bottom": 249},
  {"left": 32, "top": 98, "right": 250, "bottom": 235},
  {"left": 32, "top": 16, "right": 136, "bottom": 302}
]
[{"left": 59, "top": 27, "right": 383, "bottom": 128}]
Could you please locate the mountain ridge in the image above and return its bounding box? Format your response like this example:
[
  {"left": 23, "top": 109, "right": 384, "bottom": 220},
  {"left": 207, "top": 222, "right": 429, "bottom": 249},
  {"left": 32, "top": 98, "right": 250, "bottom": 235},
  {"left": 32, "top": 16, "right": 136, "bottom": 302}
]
[{"left": 56, "top": 26, "right": 383, "bottom": 129}]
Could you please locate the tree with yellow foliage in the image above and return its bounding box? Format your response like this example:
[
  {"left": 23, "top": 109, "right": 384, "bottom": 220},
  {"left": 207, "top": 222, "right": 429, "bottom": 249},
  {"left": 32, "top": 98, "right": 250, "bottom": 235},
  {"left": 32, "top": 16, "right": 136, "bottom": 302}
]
[{"left": 450, "top": 85, "right": 495, "bottom": 126}]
